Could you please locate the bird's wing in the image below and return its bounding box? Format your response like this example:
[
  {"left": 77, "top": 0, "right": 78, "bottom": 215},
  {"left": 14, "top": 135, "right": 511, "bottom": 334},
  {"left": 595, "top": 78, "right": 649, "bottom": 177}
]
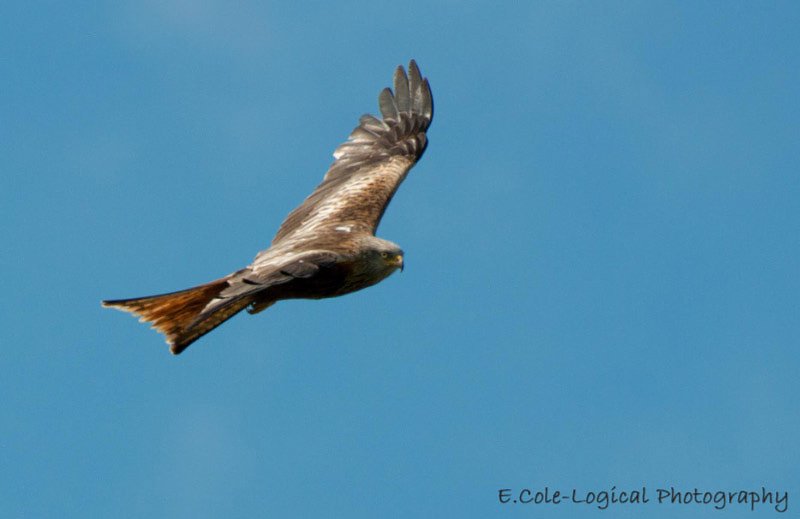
[
  {"left": 271, "top": 60, "right": 433, "bottom": 244},
  {"left": 200, "top": 250, "right": 343, "bottom": 315}
]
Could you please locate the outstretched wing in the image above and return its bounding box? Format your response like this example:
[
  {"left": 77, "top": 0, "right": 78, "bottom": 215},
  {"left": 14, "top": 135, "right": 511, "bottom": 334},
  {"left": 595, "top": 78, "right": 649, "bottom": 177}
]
[{"left": 272, "top": 60, "right": 433, "bottom": 244}]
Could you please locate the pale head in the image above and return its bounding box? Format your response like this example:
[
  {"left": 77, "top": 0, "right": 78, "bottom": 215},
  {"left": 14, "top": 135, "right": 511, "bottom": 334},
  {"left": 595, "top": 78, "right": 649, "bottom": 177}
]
[{"left": 357, "top": 235, "right": 405, "bottom": 278}]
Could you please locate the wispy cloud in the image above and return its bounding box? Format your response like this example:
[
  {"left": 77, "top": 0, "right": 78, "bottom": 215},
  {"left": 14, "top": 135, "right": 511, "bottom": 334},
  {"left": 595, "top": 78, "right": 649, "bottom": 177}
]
[{"left": 118, "top": 0, "right": 273, "bottom": 57}]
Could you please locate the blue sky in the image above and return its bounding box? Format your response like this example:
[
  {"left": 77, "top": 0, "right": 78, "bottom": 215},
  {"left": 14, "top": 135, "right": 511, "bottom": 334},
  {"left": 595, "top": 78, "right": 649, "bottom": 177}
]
[{"left": 2, "top": 1, "right": 799, "bottom": 517}]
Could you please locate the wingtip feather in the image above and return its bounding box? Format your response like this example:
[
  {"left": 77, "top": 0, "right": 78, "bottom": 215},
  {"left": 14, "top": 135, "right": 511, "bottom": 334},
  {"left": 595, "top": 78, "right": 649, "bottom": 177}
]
[
  {"left": 378, "top": 87, "right": 398, "bottom": 120},
  {"left": 394, "top": 65, "right": 410, "bottom": 113}
]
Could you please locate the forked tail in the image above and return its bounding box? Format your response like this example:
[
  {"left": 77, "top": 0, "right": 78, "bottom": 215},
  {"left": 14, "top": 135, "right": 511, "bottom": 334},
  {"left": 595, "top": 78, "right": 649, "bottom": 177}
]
[{"left": 102, "top": 276, "right": 251, "bottom": 354}]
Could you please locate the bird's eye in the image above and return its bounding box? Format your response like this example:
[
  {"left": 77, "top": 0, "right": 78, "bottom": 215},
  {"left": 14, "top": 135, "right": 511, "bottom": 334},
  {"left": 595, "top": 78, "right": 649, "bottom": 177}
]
[{"left": 380, "top": 251, "right": 389, "bottom": 259}]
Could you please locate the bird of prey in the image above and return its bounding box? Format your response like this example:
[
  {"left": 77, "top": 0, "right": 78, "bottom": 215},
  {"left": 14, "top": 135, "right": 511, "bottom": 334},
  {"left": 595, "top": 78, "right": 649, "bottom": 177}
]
[{"left": 103, "top": 60, "right": 433, "bottom": 354}]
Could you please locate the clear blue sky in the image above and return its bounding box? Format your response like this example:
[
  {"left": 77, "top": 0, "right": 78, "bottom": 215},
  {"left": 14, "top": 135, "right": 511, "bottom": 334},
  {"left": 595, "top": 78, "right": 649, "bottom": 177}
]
[{"left": 2, "top": 2, "right": 798, "bottom": 517}]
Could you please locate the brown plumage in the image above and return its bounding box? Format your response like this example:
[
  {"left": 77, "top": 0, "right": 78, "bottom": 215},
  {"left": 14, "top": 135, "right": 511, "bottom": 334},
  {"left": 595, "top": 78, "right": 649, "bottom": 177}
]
[{"left": 102, "top": 60, "right": 433, "bottom": 354}]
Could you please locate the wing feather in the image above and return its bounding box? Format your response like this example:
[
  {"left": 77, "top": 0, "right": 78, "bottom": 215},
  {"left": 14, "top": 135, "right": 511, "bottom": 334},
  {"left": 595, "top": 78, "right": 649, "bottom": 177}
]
[
  {"left": 379, "top": 88, "right": 399, "bottom": 120},
  {"left": 272, "top": 60, "right": 433, "bottom": 243},
  {"left": 394, "top": 67, "right": 410, "bottom": 113}
]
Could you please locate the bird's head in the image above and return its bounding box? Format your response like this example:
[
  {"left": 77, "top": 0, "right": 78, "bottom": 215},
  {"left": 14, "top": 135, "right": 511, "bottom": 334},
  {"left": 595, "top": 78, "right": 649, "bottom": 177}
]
[{"left": 360, "top": 236, "right": 404, "bottom": 276}]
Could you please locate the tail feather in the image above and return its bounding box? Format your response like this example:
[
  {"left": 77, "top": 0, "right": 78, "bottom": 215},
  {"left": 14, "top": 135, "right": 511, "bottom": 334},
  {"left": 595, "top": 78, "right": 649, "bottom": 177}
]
[{"left": 102, "top": 277, "right": 250, "bottom": 354}]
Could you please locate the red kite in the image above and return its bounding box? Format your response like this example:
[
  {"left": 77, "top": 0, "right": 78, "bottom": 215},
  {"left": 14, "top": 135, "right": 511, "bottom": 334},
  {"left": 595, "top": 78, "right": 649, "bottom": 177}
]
[{"left": 103, "top": 61, "right": 433, "bottom": 354}]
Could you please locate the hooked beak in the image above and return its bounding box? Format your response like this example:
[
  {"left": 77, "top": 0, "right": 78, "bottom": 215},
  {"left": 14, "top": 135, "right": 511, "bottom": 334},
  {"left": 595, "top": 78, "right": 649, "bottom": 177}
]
[{"left": 396, "top": 254, "right": 404, "bottom": 272}]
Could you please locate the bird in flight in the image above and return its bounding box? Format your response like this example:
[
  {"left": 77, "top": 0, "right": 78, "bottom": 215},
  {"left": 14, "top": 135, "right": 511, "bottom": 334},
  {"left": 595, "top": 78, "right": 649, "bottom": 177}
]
[{"left": 103, "top": 61, "right": 433, "bottom": 354}]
